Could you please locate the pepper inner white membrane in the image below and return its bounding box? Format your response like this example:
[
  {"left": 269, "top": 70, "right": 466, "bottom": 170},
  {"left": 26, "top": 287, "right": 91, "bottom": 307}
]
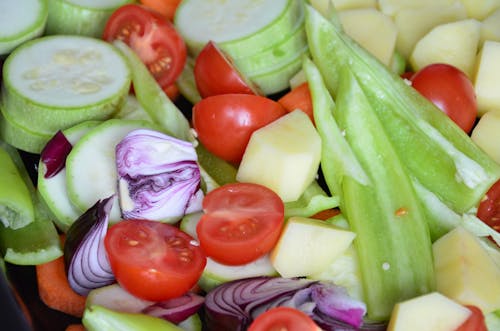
[{"left": 4, "top": 36, "right": 130, "bottom": 108}]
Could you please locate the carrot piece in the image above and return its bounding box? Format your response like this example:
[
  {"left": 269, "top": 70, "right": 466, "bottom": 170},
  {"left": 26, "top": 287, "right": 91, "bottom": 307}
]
[
  {"left": 66, "top": 324, "right": 86, "bottom": 331},
  {"left": 455, "top": 305, "right": 487, "bottom": 331},
  {"left": 139, "top": 0, "right": 182, "bottom": 21},
  {"left": 278, "top": 82, "right": 314, "bottom": 124},
  {"left": 311, "top": 208, "right": 341, "bottom": 221},
  {"left": 36, "top": 256, "right": 86, "bottom": 318}
]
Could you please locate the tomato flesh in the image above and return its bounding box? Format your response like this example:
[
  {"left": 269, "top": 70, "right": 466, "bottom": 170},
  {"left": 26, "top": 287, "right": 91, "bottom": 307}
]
[
  {"left": 192, "top": 94, "right": 286, "bottom": 164},
  {"left": 455, "top": 306, "right": 487, "bottom": 331},
  {"left": 248, "top": 307, "right": 320, "bottom": 331},
  {"left": 104, "top": 219, "right": 206, "bottom": 301},
  {"left": 196, "top": 183, "right": 285, "bottom": 265},
  {"left": 410, "top": 63, "right": 477, "bottom": 134},
  {"left": 477, "top": 179, "right": 500, "bottom": 233},
  {"left": 103, "top": 4, "right": 187, "bottom": 89},
  {"left": 194, "top": 41, "right": 258, "bottom": 98}
]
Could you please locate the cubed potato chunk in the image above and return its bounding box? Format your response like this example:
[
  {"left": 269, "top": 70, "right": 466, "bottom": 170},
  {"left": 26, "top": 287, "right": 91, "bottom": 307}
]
[
  {"left": 459, "top": 0, "right": 500, "bottom": 20},
  {"left": 409, "top": 19, "right": 481, "bottom": 78},
  {"left": 236, "top": 110, "right": 321, "bottom": 202},
  {"left": 480, "top": 8, "right": 500, "bottom": 46},
  {"left": 474, "top": 41, "right": 500, "bottom": 116},
  {"left": 339, "top": 8, "right": 398, "bottom": 66},
  {"left": 471, "top": 111, "right": 500, "bottom": 164},
  {"left": 270, "top": 216, "right": 356, "bottom": 277},
  {"left": 387, "top": 292, "right": 471, "bottom": 331},
  {"left": 377, "top": 0, "right": 456, "bottom": 17},
  {"left": 433, "top": 226, "right": 500, "bottom": 314}
]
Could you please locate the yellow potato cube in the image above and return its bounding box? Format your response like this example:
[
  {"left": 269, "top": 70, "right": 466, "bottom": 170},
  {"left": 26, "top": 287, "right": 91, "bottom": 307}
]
[{"left": 474, "top": 41, "right": 500, "bottom": 116}]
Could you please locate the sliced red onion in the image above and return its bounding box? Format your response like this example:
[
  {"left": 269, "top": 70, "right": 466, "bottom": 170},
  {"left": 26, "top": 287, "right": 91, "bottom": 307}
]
[
  {"left": 64, "top": 196, "right": 115, "bottom": 296},
  {"left": 203, "top": 276, "right": 385, "bottom": 331},
  {"left": 40, "top": 130, "right": 72, "bottom": 178},
  {"left": 142, "top": 291, "right": 205, "bottom": 324},
  {"left": 115, "top": 129, "right": 203, "bottom": 223}
]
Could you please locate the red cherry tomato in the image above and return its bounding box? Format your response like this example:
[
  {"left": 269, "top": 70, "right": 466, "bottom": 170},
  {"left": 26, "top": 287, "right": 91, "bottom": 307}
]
[
  {"left": 410, "top": 63, "right": 477, "bottom": 134},
  {"left": 248, "top": 307, "right": 321, "bottom": 331},
  {"left": 455, "top": 306, "right": 487, "bottom": 331},
  {"left": 196, "top": 182, "right": 285, "bottom": 265},
  {"left": 104, "top": 219, "right": 206, "bottom": 301},
  {"left": 194, "top": 41, "right": 258, "bottom": 98},
  {"left": 477, "top": 179, "right": 500, "bottom": 233},
  {"left": 103, "top": 4, "right": 187, "bottom": 89},
  {"left": 192, "top": 94, "right": 286, "bottom": 164},
  {"left": 139, "top": 0, "right": 181, "bottom": 21}
]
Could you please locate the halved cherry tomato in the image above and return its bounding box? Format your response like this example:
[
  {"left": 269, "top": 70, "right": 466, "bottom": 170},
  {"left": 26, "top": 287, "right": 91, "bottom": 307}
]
[
  {"left": 192, "top": 94, "right": 287, "bottom": 164},
  {"left": 410, "top": 63, "right": 477, "bottom": 134},
  {"left": 477, "top": 179, "right": 500, "bottom": 233},
  {"left": 103, "top": 4, "right": 187, "bottom": 89},
  {"left": 104, "top": 219, "right": 206, "bottom": 301},
  {"left": 248, "top": 307, "right": 321, "bottom": 331},
  {"left": 278, "top": 82, "right": 314, "bottom": 123},
  {"left": 196, "top": 182, "right": 285, "bottom": 265},
  {"left": 455, "top": 306, "right": 487, "bottom": 331},
  {"left": 139, "top": 0, "right": 181, "bottom": 21},
  {"left": 194, "top": 41, "right": 258, "bottom": 98}
]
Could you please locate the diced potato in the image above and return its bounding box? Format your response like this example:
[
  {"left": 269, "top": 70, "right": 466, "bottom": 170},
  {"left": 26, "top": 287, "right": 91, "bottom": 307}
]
[
  {"left": 270, "top": 216, "right": 356, "bottom": 277},
  {"left": 459, "top": 0, "right": 500, "bottom": 20},
  {"left": 471, "top": 111, "right": 500, "bottom": 164},
  {"left": 236, "top": 110, "right": 321, "bottom": 202},
  {"left": 433, "top": 226, "right": 500, "bottom": 314},
  {"left": 377, "top": 0, "right": 456, "bottom": 17},
  {"left": 339, "top": 8, "right": 398, "bottom": 66},
  {"left": 480, "top": 8, "right": 500, "bottom": 47},
  {"left": 409, "top": 19, "right": 481, "bottom": 78},
  {"left": 393, "top": 2, "right": 467, "bottom": 59},
  {"left": 387, "top": 292, "right": 471, "bottom": 331},
  {"left": 474, "top": 41, "right": 500, "bottom": 116}
]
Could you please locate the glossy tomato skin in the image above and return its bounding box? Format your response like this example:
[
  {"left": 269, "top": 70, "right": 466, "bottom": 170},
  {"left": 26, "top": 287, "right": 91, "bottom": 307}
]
[
  {"left": 410, "top": 63, "right": 477, "bottom": 134},
  {"left": 194, "top": 41, "right": 258, "bottom": 98},
  {"left": 196, "top": 183, "right": 285, "bottom": 265},
  {"left": 103, "top": 4, "right": 186, "bottom": 89},
  {"left": 192, "top": 94, "right": 286, "bottom": 164},
  {"left": 139, "top": 0, "right": 181, "bottom": 21},
  {"left": 248, "top": 307, "right": 321, "bottom": 331},
  {"left": 455, "top": 306, "right": 487, "bottom": 331},
  {"left": 104, "top": 219, "right": 206, "bottom": 301},
  {"left": 477, "top": 179, "right": 500, "bottom": 233}
]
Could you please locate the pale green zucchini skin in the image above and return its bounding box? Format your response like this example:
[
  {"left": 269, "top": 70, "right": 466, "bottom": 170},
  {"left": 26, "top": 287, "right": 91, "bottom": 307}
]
[{"left": 45, "top": 0, "right": 135, "bottom": 38}]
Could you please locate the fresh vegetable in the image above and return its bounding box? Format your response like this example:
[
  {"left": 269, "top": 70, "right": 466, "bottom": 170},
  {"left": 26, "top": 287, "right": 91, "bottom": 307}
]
[
  {"left": 0, "top": 0, "right": 48, "bottom": 55},
  {"left": 115, "top": 129, "right": 203, "bottom": 223},
  {"left": 277, "top": 82, "right": 314, "bottom": 123},
  {"left": 410, "top": 63, "right": 477, "bottom": 134},
  {"left": 202, "top": 276, "right": 374, "bottom": 331},
  {"left": 193, "top": 41, "right": 258, "bottom": 98},
  {"left": 455, "top": 305, "right": 487, "bottom": 331},
  {"left": 39, "top": 130, "right": 72, "bottom": 179},
  {"left": 477, "top": 179, "right": 500, "bottom": 232},
  {"left": 196, "top": 183, "right": 284, "bottom": 265},
  {"left": 247, "top": 306, "right": 321, "bottom": 331},
  {"left": 85, "top": 283, "right": 154, "bottom": 313},
  {"left": 475, "top": 41, "right": 500, "bottom": 116},
  {"left": 0, "top": 35, "right": 131, "bottom": 153},
  {"left": 104, "top": 219, "right": 206, "bottom": 301},
  {"left": 139, "top": 0, "right": 181, "bottom": 21},
  {"left": 192, "top": 94, "right": 286, "bottom": 164},
  {"left": 45, "top": 0, "right": 134, "bottom": 38},
  {"left": 141, "top": 291, "right": 205, "bottom": 324},
  {"left": 0, "top": 144, "right": 34, "bottom": 229},
  {"left": 64, "top": 196, "right": 115, "bottom": 296},
  {"left": 36, "top": 254, "right": 87, "bottom": 318},
  {"left": 83, "top": 304, "right": 184, "bottom": 331},
  {"left": 194, "top": 143, "right": 238, "bottom": 187},
  {"left": 103, "top": 4, "right": 187, "bottom": 90},
  {"left": 65, "top": 324, "right": 85, "bottom": 331}
]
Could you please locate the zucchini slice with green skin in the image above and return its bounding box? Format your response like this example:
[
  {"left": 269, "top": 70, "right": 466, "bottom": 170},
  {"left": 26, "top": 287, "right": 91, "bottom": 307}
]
[
  {"left": 0, "top": 0, "right": 48, "bottom": 56},
  {"left": 65, "top": 119, "right": 158, "bottom": 223},
  {"left": 1, "top": 35, "right": 131, "bottom": 135},
  {"left": 45, "top": 0, "right": 135, "bottom": 38},
  {"left": 0, "top": 144, "right": 34, "bottom": 229},
  {"left": 37, "top": 121, "right": 101, "bottom": 232}
]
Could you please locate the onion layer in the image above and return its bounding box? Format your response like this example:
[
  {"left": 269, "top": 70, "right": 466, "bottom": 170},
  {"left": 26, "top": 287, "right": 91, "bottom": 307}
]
[
  {"left": 40, "top": 130, "right": 72, "bottom": 178},
  {"left": 142, "top": 291, "right": 205, "bottom": 324}
]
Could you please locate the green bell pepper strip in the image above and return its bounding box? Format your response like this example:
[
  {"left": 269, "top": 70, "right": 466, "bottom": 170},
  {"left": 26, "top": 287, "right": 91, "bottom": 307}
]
[{"left": 304, "top": 4, "right": 500, "bottom": 215}]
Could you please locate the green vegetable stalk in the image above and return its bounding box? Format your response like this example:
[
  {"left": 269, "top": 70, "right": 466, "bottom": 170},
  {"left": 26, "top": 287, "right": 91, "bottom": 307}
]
[{"left": 0, "top": 142, "right": 34, "bottom": 229}]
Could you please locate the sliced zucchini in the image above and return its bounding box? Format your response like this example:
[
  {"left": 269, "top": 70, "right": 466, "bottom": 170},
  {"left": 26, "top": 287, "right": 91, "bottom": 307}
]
[
  {"left": 45, "top": 0, "right": 135, "bottom": 38},
  {"left": 0, "top": 0, "right": 48, "bottom": 56},
  {"left": 37, "top": 121, "right": 101, "bottom": 232},
  {"left": 65, "top": 119, "right": 158, "bottom": 223},
  {"left": 2, "top": 35, "right": 131, "bottom": 135}
]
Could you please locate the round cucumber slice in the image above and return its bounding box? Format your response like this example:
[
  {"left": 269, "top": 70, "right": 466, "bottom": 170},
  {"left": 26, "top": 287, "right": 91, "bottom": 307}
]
[
  {"left": 0, "top": 104, "right": 52, "bottom": 153},
  {"left": 0, "top": 0, "right": 48, "bottom": 55},
  {"left": 37, "top": 121, "right": 101, "bottom": 232},
  {"left": 2, "top": 35, "right": 131, "bottom": 135},
  {"left": 65, "top": 119, "right": 158, "bottom": 223},
  {"left": 175, "top": 0, "right": 302, "bottom": 57},
  {"left": 45, "top": 0, "right": 135, "bottom": 38}
]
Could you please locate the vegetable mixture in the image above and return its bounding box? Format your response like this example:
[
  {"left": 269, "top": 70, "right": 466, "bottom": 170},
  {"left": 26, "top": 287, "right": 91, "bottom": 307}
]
[{"left": 1, "top": 0, "right": 500, "bottom": 331}]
